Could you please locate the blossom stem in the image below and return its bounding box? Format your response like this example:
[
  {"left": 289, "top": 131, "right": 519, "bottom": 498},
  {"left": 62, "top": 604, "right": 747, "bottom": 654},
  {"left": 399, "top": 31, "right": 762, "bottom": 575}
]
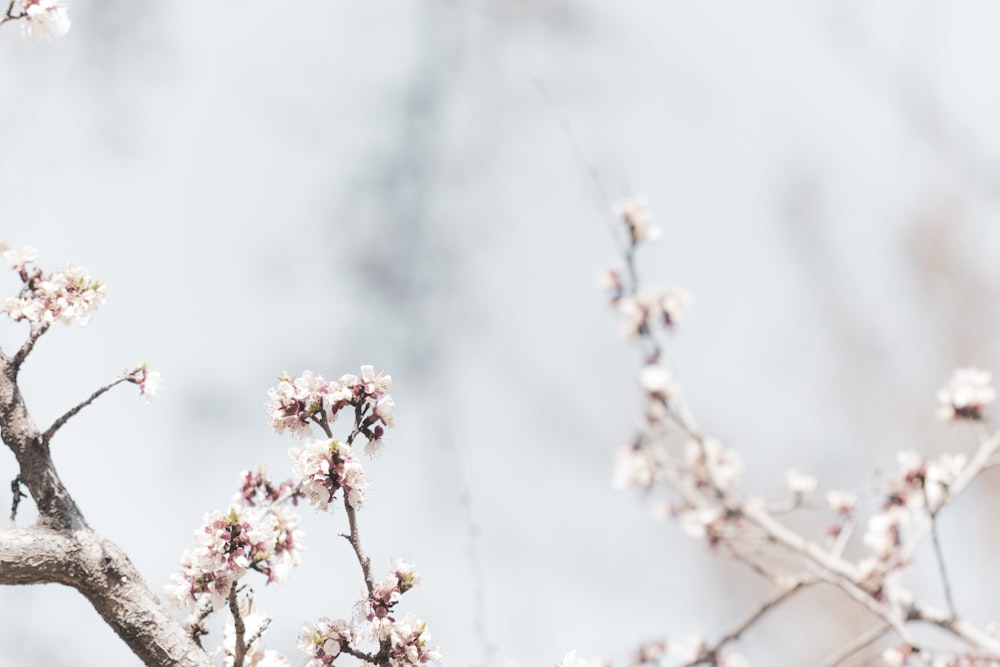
[
  {"left": 227, "top": 587, "right": 247, "bottom": 667},
  {"left": 342, "top": 495, "right": 374, "bottom": 595},
  {"left": 923, "top": 485, "right": 957, "bottom": 620}
]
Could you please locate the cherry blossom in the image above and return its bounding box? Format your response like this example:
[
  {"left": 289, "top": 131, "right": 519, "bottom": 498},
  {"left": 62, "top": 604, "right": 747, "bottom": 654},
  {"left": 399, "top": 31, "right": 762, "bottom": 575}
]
[
  {"left": 290, "top": 439, "right": 368, "bottom": 510},
  {"left": 165, "top": 505, "right": 298, "bottom": 613},
  {"left": 129, "top": 362, "right": 163, "bottom": 401},
  {"left": 612, "top": 196, "right": 661, "bottom": 245},
  {"left": 298, "top": 617, "right": 355, "bottom": 666},
  {"left": 785, "top": 468, "right": 817, "bottom": 495},
  {"left": 20, "top": 0, "right": 70, "bottom": 40},
  {"left": 937, "top": 367, "right": 996, "bottom": 421},
  {"left": 2, "top": 255, "right": 105, "bottom": 326}
]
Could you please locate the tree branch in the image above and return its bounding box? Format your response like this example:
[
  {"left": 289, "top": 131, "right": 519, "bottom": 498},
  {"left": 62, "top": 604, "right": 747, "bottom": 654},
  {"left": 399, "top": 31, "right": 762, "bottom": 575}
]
[{"left": 0, "top": 527, "right": 212, "bottom": 666}]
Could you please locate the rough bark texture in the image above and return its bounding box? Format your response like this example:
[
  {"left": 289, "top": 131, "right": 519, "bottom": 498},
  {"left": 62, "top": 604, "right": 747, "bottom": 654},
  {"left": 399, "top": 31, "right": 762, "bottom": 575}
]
[
  {"left": 0, "top": 528, "right": 213, "bottom": 666},
  {"left": 0, "top": 350, "right": 212, "bottom": 666}
]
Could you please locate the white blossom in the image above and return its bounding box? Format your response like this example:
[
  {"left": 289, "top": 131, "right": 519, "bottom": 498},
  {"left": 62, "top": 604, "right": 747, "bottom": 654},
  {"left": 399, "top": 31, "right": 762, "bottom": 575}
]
[
  {"left": 21, "top": 0, "right": 70, "bottom": 40},
  {"left": 785, "top": 468, "right": 817, "bottom": 495},
  {"left": 937, "top": 367, "right": 996, "bottom": 421}
]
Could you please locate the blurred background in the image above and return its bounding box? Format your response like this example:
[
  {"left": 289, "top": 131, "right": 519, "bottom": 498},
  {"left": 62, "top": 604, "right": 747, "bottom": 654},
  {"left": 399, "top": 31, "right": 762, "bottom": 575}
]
[{"left": 1, "top": 1, "right": 1000, "bottom": 665}]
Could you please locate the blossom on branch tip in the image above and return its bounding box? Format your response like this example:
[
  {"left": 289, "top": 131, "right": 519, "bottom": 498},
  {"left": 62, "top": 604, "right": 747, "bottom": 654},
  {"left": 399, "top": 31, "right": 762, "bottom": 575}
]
[
  {"left": 825, "top": 490, "right": 857, "bottom": 516},
  {"left": 266, "top": 366, "right": 395, "bottom": 448},
  {"left": 3, "top": 257, "right": 105, "bottom": 326},
  {"left": 21, "top": 0, "right": 70, "bottom": 40},
  {"left": 785, "top": 468, "right": 817, "bottom": 495},
  {"left": 612, "top": 196, "right": 661, "bottom": 245},
  {"left": 2, "top": 246, "right": 37, "bottom": 271},
  {"left": 936, "top": 367, "right": 996, "bottom": 421},
  {"left": 129, "top": 363, "right": 162, "bottom": 401}
]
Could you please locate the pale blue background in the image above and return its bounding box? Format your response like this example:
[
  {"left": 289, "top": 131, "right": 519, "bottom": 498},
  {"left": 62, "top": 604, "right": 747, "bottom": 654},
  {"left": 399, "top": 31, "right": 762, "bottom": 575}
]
[{"left": 1, "top": 2, "right": 1000, "bottom": 665}]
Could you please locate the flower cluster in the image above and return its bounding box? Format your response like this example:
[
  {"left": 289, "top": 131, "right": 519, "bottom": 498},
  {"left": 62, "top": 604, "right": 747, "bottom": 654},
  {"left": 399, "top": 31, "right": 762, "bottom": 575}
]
[
  {"left": 290, "top": 439, "right": 368, "bottom": 510},
  {"left": 238, "top": 465, "right": 301, "bottom": 507},
  {"left": 266, "top": 366, "right": 394, "bottom": 452},
  {"left": 937, "top": 367, "right": 996, "bottom": 421},
  {"left": 617, "top": 287, "right": 693, "bottom": 339},
  {"left": 364, "top": 560, "right": 421, "bottom": 629},
  {"left": 18, "top": 0, "right": 70, "bottom": 40},
  {"left": 298, "top": 618, "right": 355, "bottom": 666},
  {"left": 2, "top": 247, "right": 105, "bottom": 326},
  {"left": 166, "top": 504, "right": 301, "bottom": 613},
  {"left": 684, "top": 438, "right": 743, "bottom": 492},
  {"left": 383, "top": 614, "right": 441, "bottom": 667},
  {"left": 862, "top": 450, "right": 965, "bottom": 563}
]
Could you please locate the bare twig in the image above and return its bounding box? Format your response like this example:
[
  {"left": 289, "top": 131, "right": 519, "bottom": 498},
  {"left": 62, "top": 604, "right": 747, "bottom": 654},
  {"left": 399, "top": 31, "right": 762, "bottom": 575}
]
[
  {"left": 817, "top": 622, "right": 893, "bottom": 667},
  {"left": 12, "top": 322, "right": 50, "bottom": 372},
  {"left": 341, "top": 498, "right": 374, "bottom": 595},
  {"left": 42, "top": 374, "right": 131, "bottom": 444},
  {"left": 683, "top": 579, "right": 813, "bottom": 667},
  {"left": 8, "top": 475, "right": 25, "bottom": 525},
  {"left": 923, "top": 486, "right": 957, "bottom": 620}
]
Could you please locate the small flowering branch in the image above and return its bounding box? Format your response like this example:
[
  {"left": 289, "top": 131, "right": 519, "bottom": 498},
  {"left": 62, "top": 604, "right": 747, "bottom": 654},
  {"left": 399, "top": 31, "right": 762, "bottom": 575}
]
[
  {"left": 163, "top": 367, "right": 438, "bottom": 665},
  {"left": 570, "top": 199, "right": 1000, "bottom": 666},
  {"left": 40, "top": 364, "right": 158, "bottom": 444},
  {"left": 0, "top": 248, "right": 209, "bottom": 666},
  {"left": 261, "top": 367, "right": 439, "bottom": 666}
]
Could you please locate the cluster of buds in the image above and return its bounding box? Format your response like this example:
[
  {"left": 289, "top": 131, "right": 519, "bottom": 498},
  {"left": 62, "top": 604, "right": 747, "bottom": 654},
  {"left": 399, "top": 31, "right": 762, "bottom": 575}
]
[
  {"left": 238, "top": 465, "right": 301, "bottom": 508},
  {"left": 266, "top": 366, "right": 394, "bottom": 453},
  {"left": 1, "top": 246, "right": 105, "bottom": 327},
  {"left": 165, "top": 503, "right": 303, "bottom": 613}
]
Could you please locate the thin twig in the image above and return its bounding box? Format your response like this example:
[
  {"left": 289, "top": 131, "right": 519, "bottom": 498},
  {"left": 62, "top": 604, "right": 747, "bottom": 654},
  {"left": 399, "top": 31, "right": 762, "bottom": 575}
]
[
  {"left": 453, "top": 437, "right": 496, "bottom": 667},
  {"left": 342, "top": 497, "right": 374, "bottom": 595},
  {"left": 12, "top": 323, "right": 50, "bottom": 372},
  {"left": 923, "top": 487, "right": 957, "bottom": 620},
  {"left": 42, "top": 375, "right": 131, "bottom": 444},
  {"left": 683, "top": 579, "right": 812, "bottom": 667},
  {"left": 817, "top": 622, "right": 893, "bottom": 667}
]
